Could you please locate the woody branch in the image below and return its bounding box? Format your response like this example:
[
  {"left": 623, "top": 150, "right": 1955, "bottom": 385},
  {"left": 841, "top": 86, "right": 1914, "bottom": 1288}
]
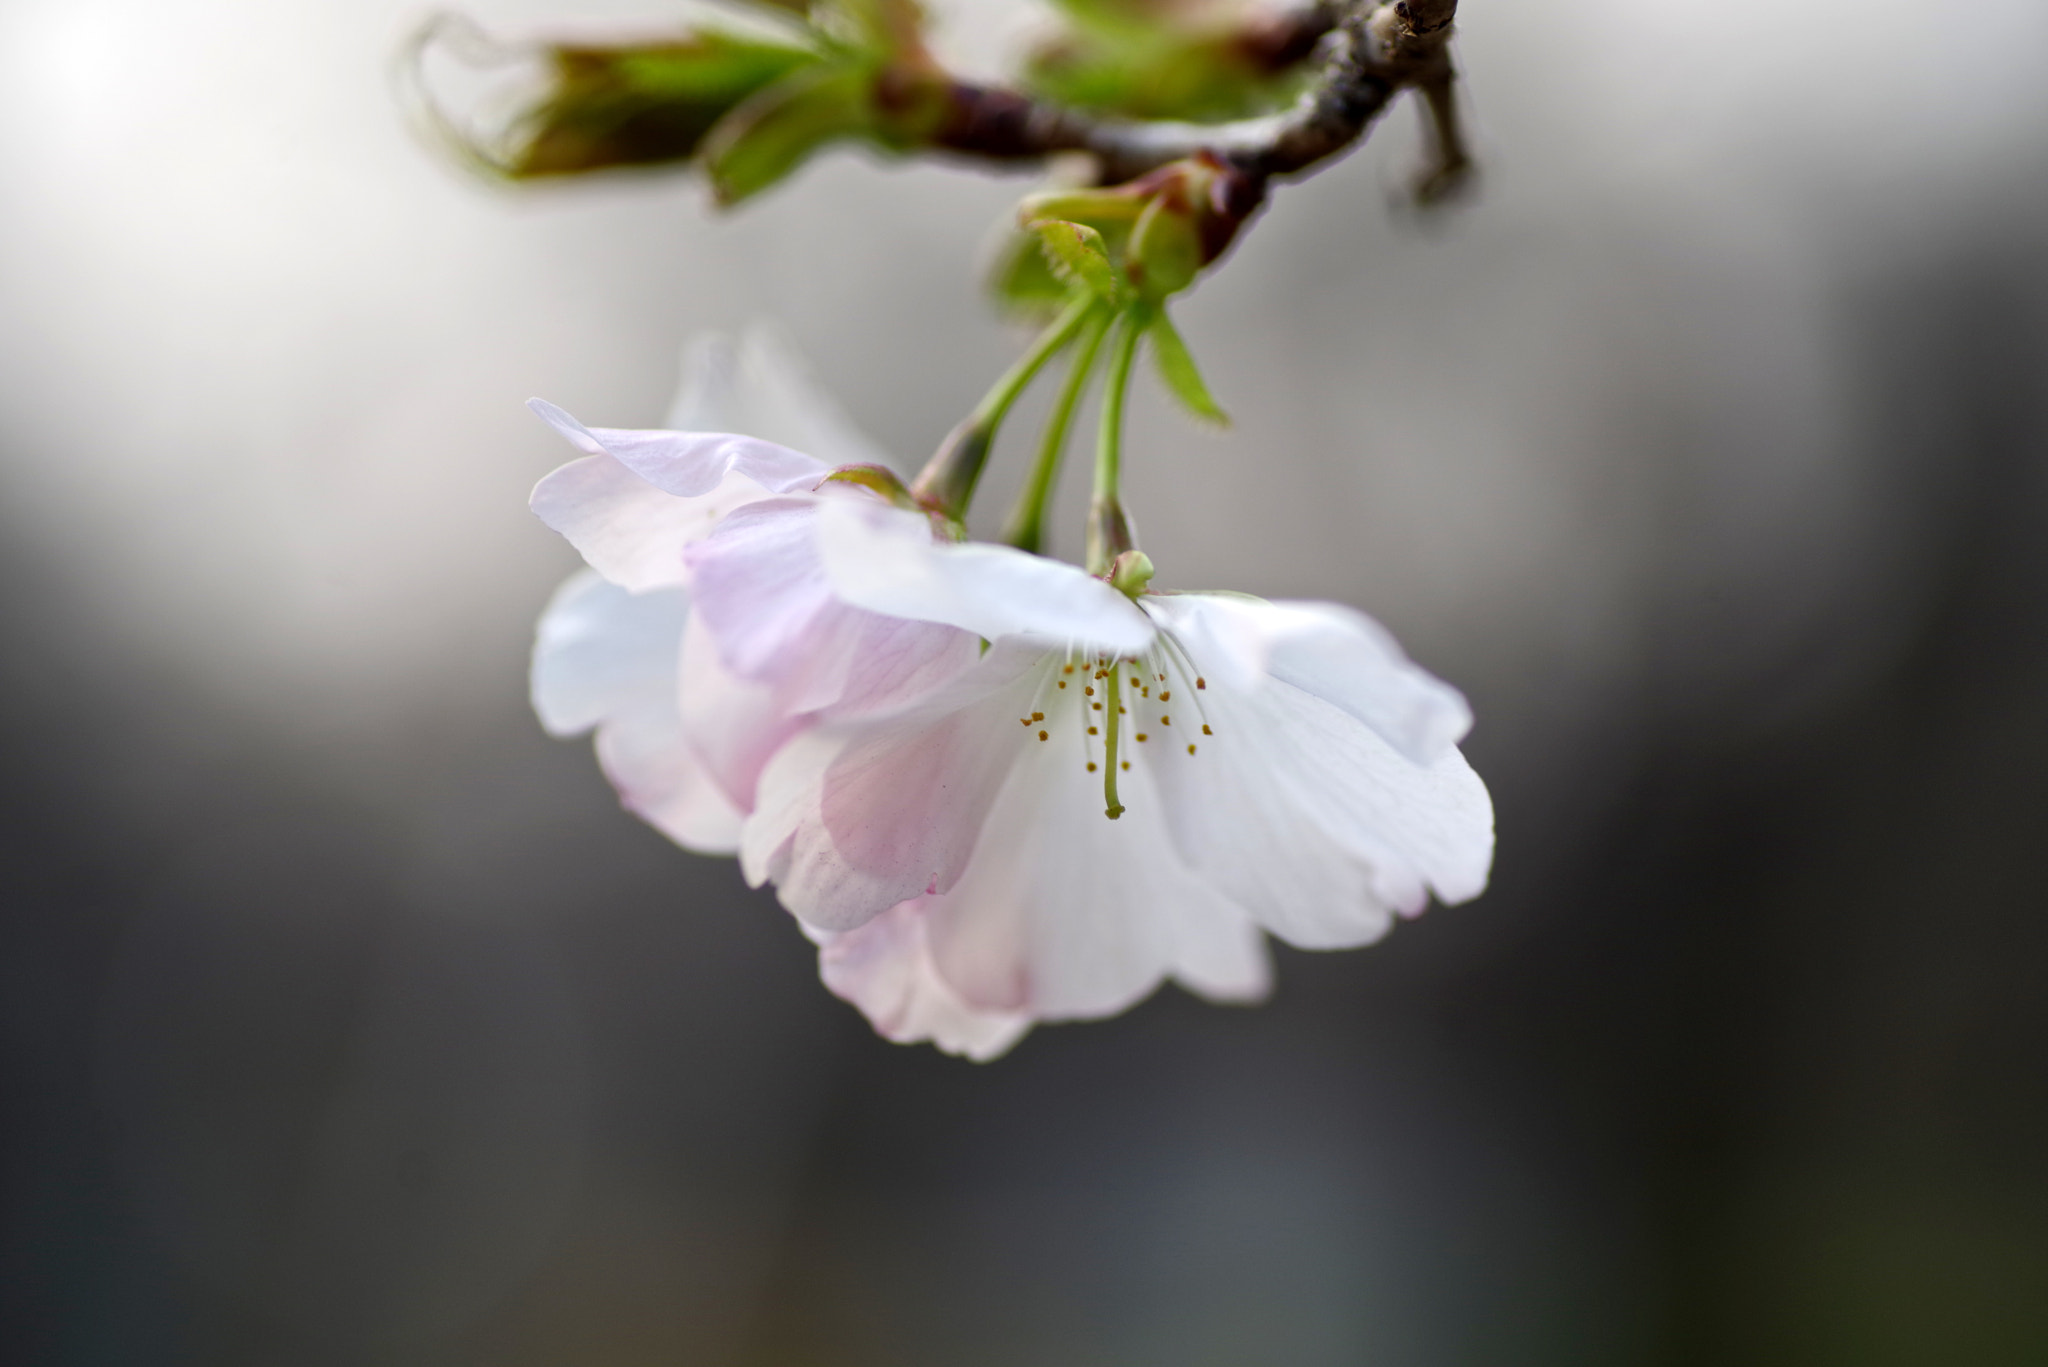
[{"left": 925, "top": 0, "right": 1465, "bottom": 196}]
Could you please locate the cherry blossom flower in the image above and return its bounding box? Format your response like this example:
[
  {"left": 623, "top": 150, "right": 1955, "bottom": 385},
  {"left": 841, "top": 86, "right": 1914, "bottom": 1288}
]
[
  {"left": 528, "top": 333, "right": 1042, "bottom": 1055},
  {"left": 531, "top": 332, "right": 1493, "bottom": 1060},
  {"left": 734, "top": 497, "right": 1495, "bottom": 1041},
  {"left": 528, "top": 331, "right": 976, "bottom": 845}
]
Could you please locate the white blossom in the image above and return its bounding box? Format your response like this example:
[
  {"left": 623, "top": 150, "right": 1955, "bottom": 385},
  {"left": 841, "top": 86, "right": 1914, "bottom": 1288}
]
[{"left": 532, "top": 333, "right": 1495, "bottom": 1059}]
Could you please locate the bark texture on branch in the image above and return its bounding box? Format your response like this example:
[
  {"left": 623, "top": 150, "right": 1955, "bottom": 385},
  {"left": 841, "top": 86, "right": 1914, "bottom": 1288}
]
[{"left": 928, "top": 0, "right": 1461, "bottom": 190}]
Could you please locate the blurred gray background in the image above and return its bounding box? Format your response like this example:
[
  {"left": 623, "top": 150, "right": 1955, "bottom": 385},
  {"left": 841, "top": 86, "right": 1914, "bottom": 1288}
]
[{"left": 3, "top": 0, "right": 2047, "bottom": 1362}]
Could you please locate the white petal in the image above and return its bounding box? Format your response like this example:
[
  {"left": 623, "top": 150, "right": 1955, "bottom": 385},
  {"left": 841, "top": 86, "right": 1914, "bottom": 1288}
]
[
  {"left": 922, "top": 705, "right": 1270, "bottom": 1019},
  {"left": 1146, "top": 594, "right": 1472, "bottom": 765},
  {"left": 1143, "top": 648, "right": 1493, "bottom": 941},
  {"left": 814, "top": 498, "right": 1156, "bottom": 655},
  {"left": 1140, "top": 685, "right": 1396, "bottom": 949},
  {"left": 529, "top": 398, "right": 826, "bottom": 499},
  {"left": 740, "top": 643, "right": 1046, "bottom": 929},
  {"left": 808, "top": 903, "right": 1033, "bottom": 1061},
  {"left": 531, "top": 571, "right": 743, "bottom": 852}
]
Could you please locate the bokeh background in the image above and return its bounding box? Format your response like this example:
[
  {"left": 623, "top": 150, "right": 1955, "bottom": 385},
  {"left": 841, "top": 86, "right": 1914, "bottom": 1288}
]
[{"left": 4, "top": 0, "right": 2047, "bottom": 1362}]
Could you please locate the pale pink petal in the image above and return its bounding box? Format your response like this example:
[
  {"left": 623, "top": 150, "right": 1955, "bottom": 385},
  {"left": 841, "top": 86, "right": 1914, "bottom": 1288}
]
[
  {"left": 686, "top": 497, "right": 980, "bottom": 716},
  {"left": 740, "top": 643, "right": 1051, "bottom": 930},
  {"left": 529, "top": 398, "right": 826, "bottom": 498},
  {"left": 531, "top": 457, "right": 773, "bottom": 592},
  {"left": 1146, "top": 593, "right": 1472, "bottom": 765},
  {"left": 814, "top": 498, "right": 1156, "bottom": 654},
  {"left": 806, "top": 904, "right": 1032, "bottom": 1061},
  {"left": 531, "top": 571, "right": 742, "bottom": 852},
  {"left": 676, "top": 612, "right": 803, "bottom": 813},
  {"left": 684, "top": 497, "right": 840, "bottom": 681}
]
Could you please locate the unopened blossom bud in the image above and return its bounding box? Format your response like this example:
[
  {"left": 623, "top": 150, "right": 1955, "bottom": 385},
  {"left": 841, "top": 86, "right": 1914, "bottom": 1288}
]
[
  {"left": 1014, "top": 153, "right": 1263, "bottom": 305},
  {"left": 1108, "top": 549, "right": 1156, "bottom": 599},
  {"left": 411, "top": 19, "right": 823, "bottom": 178}
]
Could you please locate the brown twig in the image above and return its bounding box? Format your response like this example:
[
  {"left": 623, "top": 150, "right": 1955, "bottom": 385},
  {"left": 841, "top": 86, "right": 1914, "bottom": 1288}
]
[{"left": 927, "top": 0, "right": 1460, "bottom": 192}]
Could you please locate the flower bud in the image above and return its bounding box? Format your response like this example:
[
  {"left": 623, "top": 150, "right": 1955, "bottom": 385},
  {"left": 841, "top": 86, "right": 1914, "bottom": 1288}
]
[
  {"left": 1010, "top": 153, "right": 1262, "bottom": 307},
  {"left": 1108, "top": 549, "right": 1156, "bottom": 598},
  {"left": 410, "top": 19, "right": 823, "bottom": 178}
]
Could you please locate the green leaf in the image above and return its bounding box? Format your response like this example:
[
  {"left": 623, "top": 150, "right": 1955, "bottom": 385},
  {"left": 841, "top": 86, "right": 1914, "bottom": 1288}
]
[
  {"left": 701, "top": 63, "right": 873, "bottom": 204},
  {"left": 1146, "top": 307, "right": 1229, "bottom": 426},
  {"left": 1030, "top": 219, "right": 1123, "bottom": 303},
  {"left": 1021, "top": 29, "right": 1312, "bottom": 123}
]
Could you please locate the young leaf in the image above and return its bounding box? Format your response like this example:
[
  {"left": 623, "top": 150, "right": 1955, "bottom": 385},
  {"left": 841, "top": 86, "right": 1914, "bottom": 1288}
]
[
  {"left": 1146, "top": 306, "right": 1229, "bottom": 426},
  {"left": 702, "top": 64, "right": 872, "bottom": 205},
  {"left": 1029, "top": 219, "right": 1122, "bottom": 303}
]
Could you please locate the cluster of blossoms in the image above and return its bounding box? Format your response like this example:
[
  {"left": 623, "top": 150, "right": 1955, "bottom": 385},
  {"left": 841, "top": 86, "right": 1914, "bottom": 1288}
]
[{"left": 529, "top": 320, "right": 1493, "bottom": 1059}]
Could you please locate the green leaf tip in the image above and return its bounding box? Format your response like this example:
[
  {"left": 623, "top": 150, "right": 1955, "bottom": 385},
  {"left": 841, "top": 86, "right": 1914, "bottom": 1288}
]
[{"left": 1145, "top": 307, "right": 1229, "bottom": 427}]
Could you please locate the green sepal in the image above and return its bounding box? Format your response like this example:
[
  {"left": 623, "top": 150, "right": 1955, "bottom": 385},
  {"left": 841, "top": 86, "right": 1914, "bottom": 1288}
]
[
  {"left": 1146, "top": 306, "right": 1229, "bottom": 427},
  {"left": 1030, "top": 219, "right": 1124, "bottom": 304},
  {"left": 702, "top": 62, "right": 874, "bottom": 204},
  {"left": 1017, "top": 186, "right": 1147, "bottom": 227},
  {"left": 822, "top": 463, "right": 916, "bottom": 507},
  {"left": 986, "top": 228, "right": 1078, "bottom": 319}
]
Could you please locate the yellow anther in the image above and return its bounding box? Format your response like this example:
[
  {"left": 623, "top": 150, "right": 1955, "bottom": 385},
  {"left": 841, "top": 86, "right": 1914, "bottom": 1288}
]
[
  {"left": 1187, "top": 744, "right": 1196, "bottom": 754},
  {"left": 1038, "top": 730, "right": 1048, "bottom": 741},
  {"left": 1160, "top": 716, "right": 1170, "bottom": 726},
  {"left": 1135, "top": 733, "right": 1148, "bottom": 742},
  {"left": 1031, "top": 712, "right": 1044, "bottom": 722},
  {"left": 1202, "top": 724, "right": 1212, "bottom": 735}
]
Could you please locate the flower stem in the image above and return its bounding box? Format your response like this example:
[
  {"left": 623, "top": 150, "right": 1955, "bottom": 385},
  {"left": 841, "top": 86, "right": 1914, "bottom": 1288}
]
[
  {"left": 1102, "top": 663, "right": 1125, "bottom": 820},
  {"left": 1086, "top": 306, "right": 1147, "bottom": 575},
  {"left": 1000, "top": 303, "right": 1111, "bottom": 554},
  {"left": 911, "top": 293, "right": 1096, "bottom": 522}
]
